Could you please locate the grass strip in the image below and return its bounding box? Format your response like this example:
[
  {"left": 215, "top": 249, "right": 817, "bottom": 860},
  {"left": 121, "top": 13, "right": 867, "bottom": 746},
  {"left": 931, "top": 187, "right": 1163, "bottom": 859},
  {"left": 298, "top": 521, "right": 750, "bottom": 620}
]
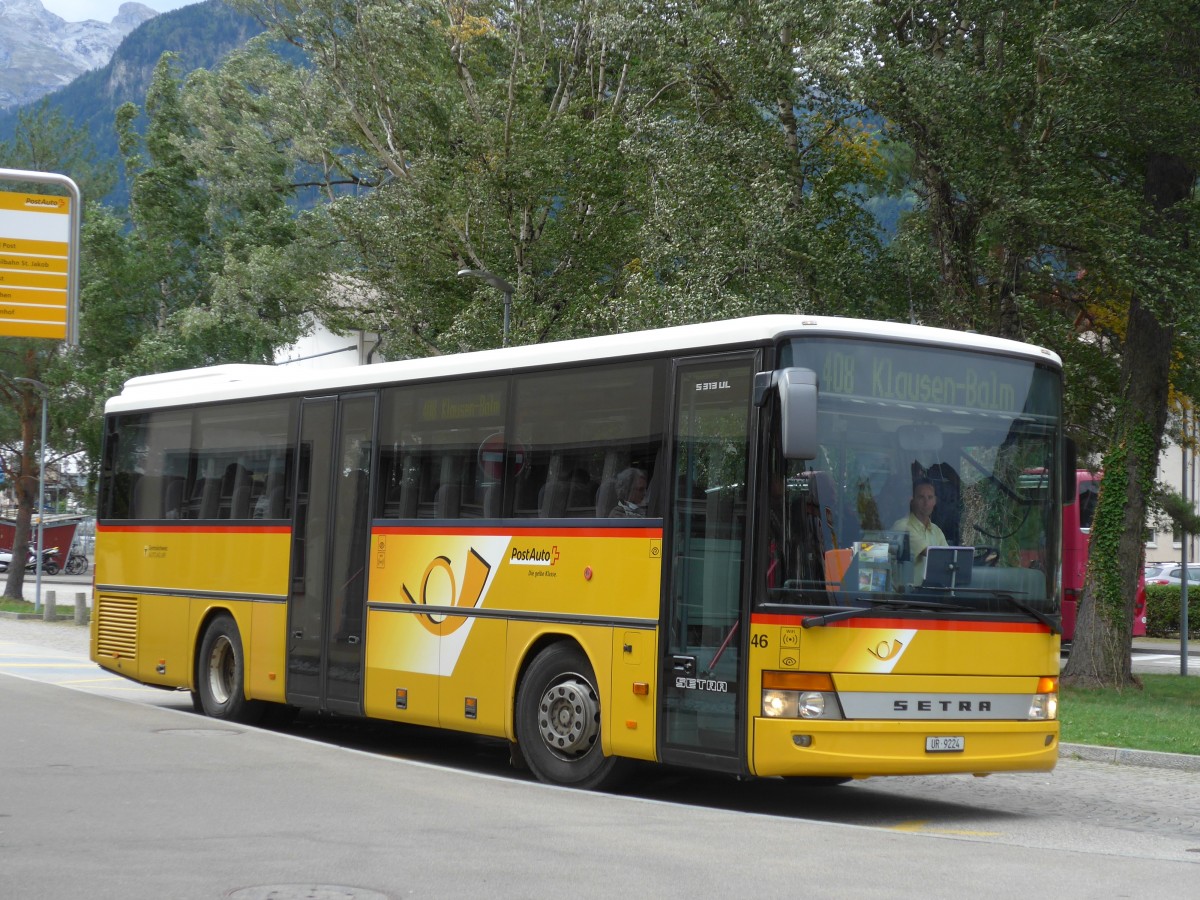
[{"left": 1061, "top": 674, "right": 1200, "bottom": 755}]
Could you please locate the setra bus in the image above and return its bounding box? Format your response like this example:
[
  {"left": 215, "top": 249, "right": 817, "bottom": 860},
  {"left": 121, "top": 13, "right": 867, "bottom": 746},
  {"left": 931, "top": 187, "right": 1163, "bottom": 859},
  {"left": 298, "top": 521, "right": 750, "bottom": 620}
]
[{"left": 91, "top": 315, "right": 1064, "bottom": 788}]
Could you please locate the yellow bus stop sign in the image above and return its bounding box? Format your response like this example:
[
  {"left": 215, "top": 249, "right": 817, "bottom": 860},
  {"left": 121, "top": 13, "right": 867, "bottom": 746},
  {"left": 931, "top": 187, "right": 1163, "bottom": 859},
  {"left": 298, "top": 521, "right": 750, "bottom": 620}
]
[{"left": 0, "top": 171, "right": 81, "bottom": 345}]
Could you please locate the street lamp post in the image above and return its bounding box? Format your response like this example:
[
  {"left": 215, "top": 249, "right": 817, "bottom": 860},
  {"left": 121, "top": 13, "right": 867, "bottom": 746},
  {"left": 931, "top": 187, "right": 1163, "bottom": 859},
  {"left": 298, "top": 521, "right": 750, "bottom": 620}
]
[
  {"left": 14, "top": 378, "right": 47, "bottom": 613},
  {"left": 457, "top": 268, "right": 514, "bottom": 347}
]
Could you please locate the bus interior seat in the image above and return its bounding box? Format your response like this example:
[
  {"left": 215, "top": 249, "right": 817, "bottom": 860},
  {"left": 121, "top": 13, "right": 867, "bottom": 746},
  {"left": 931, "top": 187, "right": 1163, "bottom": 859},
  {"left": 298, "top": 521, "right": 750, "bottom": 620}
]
[
  {"left": 565, "top": 475, "right": 595, "bottom": 516},
  {"left": 539, "top": 480, "right": 569, "bottom": 517},
  {"left": 595, "top": 479, "right": 617, "bottom": 517},
  {"left": 926, "top": 462, "right": 962, "bottom": 544},
  {"left": 483, "top": 484, "right": 502, "bottom": 518},
  {"left": 645, "top": 466, "right": 661, "bottom": 517},
  {"left": 163, "top": 477, "right": 185, "bottom": 519},
  {"left": 230, "top": 481, "right": 252, "bottom": 519},
  {"left": 435, "top": 483, "right": 461, "bottom": 519},
  {"left": 132, "top": 475, "right": 161, "bottom": 518},
  {"left": 199, "top": 476, "right": 222, "bottom": 519},
  {"left": 397, "top": 455, "right": 420, "bottom": 518}
]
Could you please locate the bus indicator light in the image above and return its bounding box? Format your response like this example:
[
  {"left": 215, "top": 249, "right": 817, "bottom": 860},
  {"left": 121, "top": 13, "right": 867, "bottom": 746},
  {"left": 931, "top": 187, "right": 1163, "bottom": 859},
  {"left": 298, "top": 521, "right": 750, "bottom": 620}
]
[{"left": 395, "top": 688, "right": 408, "bottom": 710}]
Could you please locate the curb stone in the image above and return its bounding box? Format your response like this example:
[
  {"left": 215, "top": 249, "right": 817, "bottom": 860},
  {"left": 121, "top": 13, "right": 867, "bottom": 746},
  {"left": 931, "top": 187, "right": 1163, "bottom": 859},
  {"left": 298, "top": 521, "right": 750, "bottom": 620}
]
[{"left": 1059, "top": 742, "right": 1200, "bottom": 772}]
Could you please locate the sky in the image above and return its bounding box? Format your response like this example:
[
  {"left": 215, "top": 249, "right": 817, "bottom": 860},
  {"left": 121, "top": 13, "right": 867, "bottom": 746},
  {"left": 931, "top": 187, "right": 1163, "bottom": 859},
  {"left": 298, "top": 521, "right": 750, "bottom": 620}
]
[{"left": 40, "top": 1, "right": 199, "bottom": 23}]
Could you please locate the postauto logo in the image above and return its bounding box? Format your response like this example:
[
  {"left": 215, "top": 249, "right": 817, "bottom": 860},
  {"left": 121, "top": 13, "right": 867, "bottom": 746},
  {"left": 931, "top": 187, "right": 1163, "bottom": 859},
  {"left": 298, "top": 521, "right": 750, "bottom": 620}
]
[{"left": 508, "top": 545, "right": 560, "bottom": 566}]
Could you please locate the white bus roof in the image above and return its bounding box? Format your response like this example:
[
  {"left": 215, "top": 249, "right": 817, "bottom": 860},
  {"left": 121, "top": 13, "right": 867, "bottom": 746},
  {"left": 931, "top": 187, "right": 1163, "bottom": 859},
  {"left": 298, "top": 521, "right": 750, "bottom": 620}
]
[{"left": 106, "top": 315, "right": 1062, "bottom": 414}]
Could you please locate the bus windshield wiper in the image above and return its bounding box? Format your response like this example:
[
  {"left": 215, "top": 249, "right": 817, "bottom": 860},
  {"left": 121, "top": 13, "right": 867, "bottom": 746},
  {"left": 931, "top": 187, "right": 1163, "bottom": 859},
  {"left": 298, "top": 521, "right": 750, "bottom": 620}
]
[
  {"left": 802, "top": 597, "right": 973, "bottom": 628},
  {"left": 990, "top": 592, "right": 1061, "bottom": 635}
]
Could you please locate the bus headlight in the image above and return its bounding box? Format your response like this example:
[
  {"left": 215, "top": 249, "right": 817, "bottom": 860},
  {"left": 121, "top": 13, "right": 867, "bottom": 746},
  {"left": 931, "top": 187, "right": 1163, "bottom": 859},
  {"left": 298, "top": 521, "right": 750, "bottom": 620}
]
[
  {"left": 762, "top": 673, "right": 844, "bottom": 719},
  {"left": 763, "top": 690, "right": 798, "bottom": 718},
  {"left": 1029, "top": 677, "right": 1058, "bottom": 720},
  {"left": 1029, "top": 693, "right": 1058, "bottom": 720}
]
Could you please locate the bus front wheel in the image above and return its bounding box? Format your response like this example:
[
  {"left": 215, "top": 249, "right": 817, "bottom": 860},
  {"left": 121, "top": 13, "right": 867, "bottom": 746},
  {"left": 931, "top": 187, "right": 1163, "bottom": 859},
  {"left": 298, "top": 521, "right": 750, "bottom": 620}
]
[
  {"left": 516, "top": 643, "right": 626, "bottom": 789},
  {"left": 196, "top": 614, "right": 263, "bottom": 724}
]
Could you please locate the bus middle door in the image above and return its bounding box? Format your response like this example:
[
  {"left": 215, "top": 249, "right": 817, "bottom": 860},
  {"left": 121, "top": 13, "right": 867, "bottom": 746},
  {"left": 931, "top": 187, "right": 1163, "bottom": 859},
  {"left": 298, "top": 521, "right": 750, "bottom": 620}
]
[{"left": 286, "top": 393, "right": 377, "bottom": 715}]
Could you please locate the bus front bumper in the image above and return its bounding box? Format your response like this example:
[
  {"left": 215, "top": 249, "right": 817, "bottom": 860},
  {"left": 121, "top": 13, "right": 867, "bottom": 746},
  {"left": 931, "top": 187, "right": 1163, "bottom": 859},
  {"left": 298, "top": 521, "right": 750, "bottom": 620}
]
[{"left": 752, "top": 718, "right": 1059, "bottom": 778}]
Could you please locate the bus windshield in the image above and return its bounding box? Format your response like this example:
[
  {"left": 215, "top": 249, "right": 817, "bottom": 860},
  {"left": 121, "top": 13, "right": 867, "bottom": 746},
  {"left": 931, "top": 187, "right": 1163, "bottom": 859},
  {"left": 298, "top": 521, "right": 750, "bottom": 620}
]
[{"left": 767, "top": 338, "right": 1062, "bottom": 620}]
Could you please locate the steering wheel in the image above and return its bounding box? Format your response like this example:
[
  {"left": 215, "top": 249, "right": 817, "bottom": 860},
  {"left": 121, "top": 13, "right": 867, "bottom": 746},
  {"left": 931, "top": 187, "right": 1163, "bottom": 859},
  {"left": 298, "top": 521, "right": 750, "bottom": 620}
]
[{"left": 973, "top": 546, "right": 1000, "bottom": 566}]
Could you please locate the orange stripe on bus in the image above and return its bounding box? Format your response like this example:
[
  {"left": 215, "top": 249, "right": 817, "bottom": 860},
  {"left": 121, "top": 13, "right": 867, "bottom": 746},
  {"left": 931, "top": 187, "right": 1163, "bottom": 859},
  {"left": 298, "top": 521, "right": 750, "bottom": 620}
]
[
  {"left": 372, "top": 525, "right": 663, "bottom": 539},
  {"left": 96, "top": 524, "right": 291, "bottom": 535},
  {"left": 750, "top": 613, "right": 1050, "bottom": 633}
]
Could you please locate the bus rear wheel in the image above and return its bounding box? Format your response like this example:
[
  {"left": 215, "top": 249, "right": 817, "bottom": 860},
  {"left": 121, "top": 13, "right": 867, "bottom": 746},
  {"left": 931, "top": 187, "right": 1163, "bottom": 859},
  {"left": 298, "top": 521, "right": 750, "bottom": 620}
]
[
  {"left": 516, "top": 643, "right": 626, "bottom": 789},
  {"left": 196, "top": 614, "right": 263, "bottom": 724}
]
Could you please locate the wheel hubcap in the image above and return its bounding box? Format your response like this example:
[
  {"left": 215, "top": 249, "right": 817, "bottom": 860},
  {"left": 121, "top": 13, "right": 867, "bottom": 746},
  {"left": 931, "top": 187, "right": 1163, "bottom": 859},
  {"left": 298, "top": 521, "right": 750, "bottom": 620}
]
[
  {"left": 207, "top": 635, "right": 234, "bottom": 705},
  {"left": 537, "top": 675, "right": 600, "bottom": 759}
]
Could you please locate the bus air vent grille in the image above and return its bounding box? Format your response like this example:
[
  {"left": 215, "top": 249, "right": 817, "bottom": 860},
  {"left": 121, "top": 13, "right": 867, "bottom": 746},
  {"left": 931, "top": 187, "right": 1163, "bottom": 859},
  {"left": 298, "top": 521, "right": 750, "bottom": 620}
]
[{"left": 95, "top": 596, "right": 138, "bottom": 660}]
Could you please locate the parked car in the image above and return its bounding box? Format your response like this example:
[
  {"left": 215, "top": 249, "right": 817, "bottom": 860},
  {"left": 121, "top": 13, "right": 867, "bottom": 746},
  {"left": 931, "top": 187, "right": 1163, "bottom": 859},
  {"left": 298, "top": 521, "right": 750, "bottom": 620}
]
[{"left": 1144, "top": 562, "right": 1200, "bottom": 585}]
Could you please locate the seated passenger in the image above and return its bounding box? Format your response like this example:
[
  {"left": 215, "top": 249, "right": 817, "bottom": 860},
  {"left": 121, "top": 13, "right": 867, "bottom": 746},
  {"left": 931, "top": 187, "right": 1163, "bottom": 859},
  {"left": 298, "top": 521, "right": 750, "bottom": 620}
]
[
  {"left": 891, "top": 477, "right": 947, "bottom": 581},
  {"left": 609, "top": 467, "right": 647, "bottom": 518}
]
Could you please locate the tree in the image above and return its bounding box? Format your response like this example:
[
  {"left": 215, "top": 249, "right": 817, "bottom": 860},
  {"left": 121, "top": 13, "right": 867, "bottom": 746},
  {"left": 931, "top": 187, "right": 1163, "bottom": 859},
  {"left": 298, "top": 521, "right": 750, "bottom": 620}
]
[{"left": 221, "top": 0, "right": 884, "bottom": 354}]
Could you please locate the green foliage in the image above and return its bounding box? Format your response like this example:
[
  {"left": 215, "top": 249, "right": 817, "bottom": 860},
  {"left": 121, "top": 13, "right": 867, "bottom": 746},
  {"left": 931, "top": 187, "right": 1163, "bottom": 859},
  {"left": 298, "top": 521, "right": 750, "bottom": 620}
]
[
  {"left": 0, "top": 101, "right": 116, "bottom": 200},
  {"left": 1061, "top": 674, "right": 1200, "bottom": 755},
  {"left": 220, "top": 0, "right": 886, "bottom": 354},
  {"left": 1156, "top": 489, "right": 1200, "bottom": 536},
  {"left": 1143, "top": 585, "right": 1200, "bottom": 638}
]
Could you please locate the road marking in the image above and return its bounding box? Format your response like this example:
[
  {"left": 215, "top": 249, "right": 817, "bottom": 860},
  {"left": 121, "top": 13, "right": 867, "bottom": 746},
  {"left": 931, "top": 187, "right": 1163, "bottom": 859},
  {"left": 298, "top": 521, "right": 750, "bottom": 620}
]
[
  {"left": 0, "top": 662, "right": 97, "bottom": 668},
  {"left": 891, "top": 819, "right": 1001, "bottom": 837}
]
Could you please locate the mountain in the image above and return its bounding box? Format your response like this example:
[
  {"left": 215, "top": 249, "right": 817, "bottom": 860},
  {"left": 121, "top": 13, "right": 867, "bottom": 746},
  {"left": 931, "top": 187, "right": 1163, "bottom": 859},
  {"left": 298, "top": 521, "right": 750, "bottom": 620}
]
[
  {"left": 0, "top": 0, "right": 263, "bottom": 204},
  {"left": 0, "top": 1, "right": 159, "bottom": 109}
]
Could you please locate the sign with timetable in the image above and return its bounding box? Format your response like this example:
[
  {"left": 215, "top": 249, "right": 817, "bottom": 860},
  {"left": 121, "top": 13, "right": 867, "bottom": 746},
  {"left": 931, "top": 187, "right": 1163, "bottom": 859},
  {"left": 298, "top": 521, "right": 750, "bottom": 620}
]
[{"left": 0, "top": 189, "right": 71, "bottom": 340}]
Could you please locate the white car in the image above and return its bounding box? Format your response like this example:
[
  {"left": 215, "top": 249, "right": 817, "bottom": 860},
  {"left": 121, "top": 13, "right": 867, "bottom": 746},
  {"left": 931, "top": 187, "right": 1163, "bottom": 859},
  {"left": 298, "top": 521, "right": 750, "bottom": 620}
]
[{"left": 1144, "top": 562, "right": 1200, "bottom": 585}]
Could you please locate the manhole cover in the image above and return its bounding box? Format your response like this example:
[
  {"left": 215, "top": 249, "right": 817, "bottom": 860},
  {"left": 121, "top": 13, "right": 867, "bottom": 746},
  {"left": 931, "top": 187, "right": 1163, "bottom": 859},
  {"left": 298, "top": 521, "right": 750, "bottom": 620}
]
[{"left": 228, "top": 887, "right": 388, "bottom": 900}]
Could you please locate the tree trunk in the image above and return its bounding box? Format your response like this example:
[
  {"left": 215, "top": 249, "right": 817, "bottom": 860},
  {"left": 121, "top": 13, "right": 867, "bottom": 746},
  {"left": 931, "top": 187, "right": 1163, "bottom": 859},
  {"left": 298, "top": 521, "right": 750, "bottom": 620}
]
[
  {"left": 1063, "top": 152, "right": 1194, "bottom": 688},
  {"left": 1062, "top": 295, "right": 1171, "bottom": 687}
]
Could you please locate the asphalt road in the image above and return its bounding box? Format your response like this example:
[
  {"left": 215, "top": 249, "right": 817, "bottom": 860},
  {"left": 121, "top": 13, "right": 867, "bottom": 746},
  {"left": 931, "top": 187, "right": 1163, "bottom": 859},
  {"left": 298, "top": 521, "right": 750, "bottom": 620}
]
[{"left": 2, "top": 616, "right": 1199, "bottom": 899}]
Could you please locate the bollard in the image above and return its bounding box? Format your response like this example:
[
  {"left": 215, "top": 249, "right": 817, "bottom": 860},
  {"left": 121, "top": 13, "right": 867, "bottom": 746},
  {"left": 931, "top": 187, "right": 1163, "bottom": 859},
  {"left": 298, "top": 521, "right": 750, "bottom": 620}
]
[
  {"left": 43, "top": 589, "right": 56, "bottom": 621},
  {"left": 75, "top": 591, "right": 89, "bottom": 626}
]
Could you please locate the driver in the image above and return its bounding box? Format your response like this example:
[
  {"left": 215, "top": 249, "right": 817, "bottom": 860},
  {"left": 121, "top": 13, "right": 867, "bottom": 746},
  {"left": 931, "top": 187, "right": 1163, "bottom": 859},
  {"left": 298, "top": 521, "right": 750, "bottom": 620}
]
[{"left": 892, "top": 478, "right": 947, "bottom": 581}]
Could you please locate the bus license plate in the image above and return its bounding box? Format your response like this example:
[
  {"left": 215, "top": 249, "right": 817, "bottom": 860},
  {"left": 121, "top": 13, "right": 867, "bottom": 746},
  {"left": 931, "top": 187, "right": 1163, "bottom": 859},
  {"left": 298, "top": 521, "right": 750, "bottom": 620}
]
[{"left": 926, "top": 736, "right": 965, "bottom": 753}]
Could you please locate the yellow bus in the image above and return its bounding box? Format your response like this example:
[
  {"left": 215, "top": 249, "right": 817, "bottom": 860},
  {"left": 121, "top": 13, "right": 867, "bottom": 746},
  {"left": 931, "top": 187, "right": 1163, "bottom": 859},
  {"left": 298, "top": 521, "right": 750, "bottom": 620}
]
[{"left": 91, "top": 315, "right": 1063, "bottom": 788}]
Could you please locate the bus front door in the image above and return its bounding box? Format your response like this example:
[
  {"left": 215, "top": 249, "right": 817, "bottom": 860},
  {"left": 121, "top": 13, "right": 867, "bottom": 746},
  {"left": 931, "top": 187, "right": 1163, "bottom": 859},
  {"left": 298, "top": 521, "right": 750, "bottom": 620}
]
[
  {"left": 660, "top": 354, "right": 756, "bottom": 772},
  {"left": 286, "top": 393, "right": 377, "bottom": 715}
]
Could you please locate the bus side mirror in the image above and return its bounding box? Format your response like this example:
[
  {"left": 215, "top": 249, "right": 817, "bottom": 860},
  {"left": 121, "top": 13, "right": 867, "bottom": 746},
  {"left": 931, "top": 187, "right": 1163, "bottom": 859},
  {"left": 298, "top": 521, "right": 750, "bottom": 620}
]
[{"left": 779, "top": 368, "right": 819, "bottom": 460}]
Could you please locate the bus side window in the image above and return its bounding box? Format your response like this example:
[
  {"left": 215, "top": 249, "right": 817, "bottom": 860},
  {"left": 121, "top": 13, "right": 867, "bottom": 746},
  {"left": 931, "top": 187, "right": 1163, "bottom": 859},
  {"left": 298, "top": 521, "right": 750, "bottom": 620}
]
[
  {"left": 512, "top": 360, "right": 666, "bottom": 520},
  {"left": 379, "top": 378, "right": 507, "bottom": 522}
]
